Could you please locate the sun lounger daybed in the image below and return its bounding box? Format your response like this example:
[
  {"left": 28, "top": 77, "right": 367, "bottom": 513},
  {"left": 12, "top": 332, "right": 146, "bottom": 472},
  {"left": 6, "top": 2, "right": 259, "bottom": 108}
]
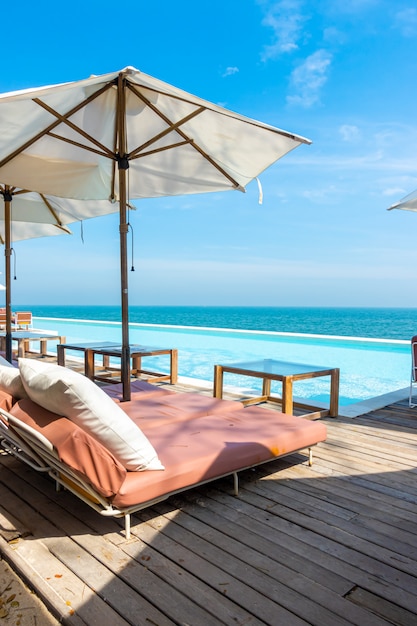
[{"left": 0, "top": 359, "right": 327, "bottom": 539}]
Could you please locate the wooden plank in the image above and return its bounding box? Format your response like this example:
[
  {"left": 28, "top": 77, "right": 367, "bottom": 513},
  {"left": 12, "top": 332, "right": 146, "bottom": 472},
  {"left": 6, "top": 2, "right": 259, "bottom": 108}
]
[
  {"left": 0, "top": 535, "right": 86, "bottom": 626},
  {"left": 254, "top": 460, "right": 417, "bottom": 532},
  {"left": 0, "top": 463, "right": 171, "bottom": 625},
  {"left": 346, "top": 586, "right": 417, "bottom": 626},
  {"left": 30, "top": 480, "right": 299, "bottom": 626},
  {"left": 197, "top": 482, "right": 417, "bottom": 616},
  {"left": 0, "top": 366, "right": 416, "bottom": 626},
  {"left": 147, "top": 500, "right": 386, "bottom": 626},
  {"left": 248, "top": 474, "right": 417, "bottom": 561},
  {"left": 0, "top": 457, "right": 268, "bottom": 626}
]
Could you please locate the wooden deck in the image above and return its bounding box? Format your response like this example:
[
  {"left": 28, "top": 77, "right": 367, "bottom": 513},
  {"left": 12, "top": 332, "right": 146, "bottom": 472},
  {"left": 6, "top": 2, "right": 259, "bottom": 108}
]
[{"left": 0, "top": 375, "right": 416, "bottom": 625}]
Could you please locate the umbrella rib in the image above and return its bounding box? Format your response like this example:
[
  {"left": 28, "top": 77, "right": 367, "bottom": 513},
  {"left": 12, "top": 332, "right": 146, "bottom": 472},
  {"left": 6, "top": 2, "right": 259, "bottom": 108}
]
[
  {"left": 127, "top": 83, "right": 242, "bottom": 189},
  {"left": 39, "top": 193, "right": 72, "bottom": 229},
  {"left": 47, "top": 131, "right": 114, "bottom": 160},
  {"left": 131, "top": 139, "right": 191, "bottom": 159},
  {"left": 128, "top": 106, "right": 206, "bottom": 158},
  {"left": 0, "top": 82, "right": 116, "bottom": 169},
  {"left": 53, "top": 223, "right": 72, "bottom": 234},
  {"left": 33, "top": 99, "right": 115, "bottom": 160}
]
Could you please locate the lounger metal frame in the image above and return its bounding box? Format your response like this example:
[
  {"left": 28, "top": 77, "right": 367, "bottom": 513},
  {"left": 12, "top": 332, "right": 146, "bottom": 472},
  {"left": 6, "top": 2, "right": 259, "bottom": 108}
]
[
  {"left": 0, "top": 408, "right": 316, "bottom": 539},
  {"left": 410, "top": 335, "right": 417, "bottom": 408}
]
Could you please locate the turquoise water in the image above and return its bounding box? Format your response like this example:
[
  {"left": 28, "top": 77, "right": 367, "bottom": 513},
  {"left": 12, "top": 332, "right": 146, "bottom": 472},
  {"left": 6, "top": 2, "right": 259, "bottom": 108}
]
[
  {"left": 27, "top": 307, "right": 412, "bottom": 407},
  {"left": 25, "top": 305, "right": 417, "bottom": 340}
]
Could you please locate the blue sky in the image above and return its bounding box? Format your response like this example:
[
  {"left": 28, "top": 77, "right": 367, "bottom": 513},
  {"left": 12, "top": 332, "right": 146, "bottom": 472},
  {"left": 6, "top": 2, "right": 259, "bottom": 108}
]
[{"left": 2, "top": 0, "right": 417, "bottom": 307}]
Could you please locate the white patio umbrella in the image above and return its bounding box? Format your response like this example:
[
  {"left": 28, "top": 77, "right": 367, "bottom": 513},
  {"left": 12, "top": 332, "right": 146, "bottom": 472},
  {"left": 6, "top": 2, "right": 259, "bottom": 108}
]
[
  {"left": 0, "top": 66, "right": 311, "bottom": 399},
  {"left": 387, "top": 188, "right": 417, "bottom": 213}
]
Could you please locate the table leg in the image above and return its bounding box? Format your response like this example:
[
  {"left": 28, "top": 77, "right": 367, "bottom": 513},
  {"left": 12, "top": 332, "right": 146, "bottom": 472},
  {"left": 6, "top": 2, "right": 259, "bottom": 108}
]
[
  {"left": 329, "top": 368, "right": 340, "bottom": 417},
  {"left": 18, "top": 340, "right": 26, "bottom": 359},
  {"left": 57, "top": 345, "right": 65, "bottom": 366},
  {"left": 170, "top": 349, "right": 178, "bottom": 384},
  {"left": 282, "top": 376, "right": 293, "bottom": 414},
  {"left": 85, "top": 349, "right": 94, "bottom": 379},
  {"left": 213, "top": 365, "right": 224, "bottom": 399},
  {"left": 262, "top": 377, "right": 271, "bottom": 397},
  {"left": 132, "top": 356, "right": 142, "bottom": 378}
]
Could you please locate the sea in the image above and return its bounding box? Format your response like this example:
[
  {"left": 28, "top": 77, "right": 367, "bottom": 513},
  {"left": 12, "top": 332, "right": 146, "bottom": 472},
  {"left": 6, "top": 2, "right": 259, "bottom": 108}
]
[
  {"left": 18, "top": 306, "right": 417, "bottom": 413},
  {"left": 23, "top": 305, "right": 417, "bottom": 340}
]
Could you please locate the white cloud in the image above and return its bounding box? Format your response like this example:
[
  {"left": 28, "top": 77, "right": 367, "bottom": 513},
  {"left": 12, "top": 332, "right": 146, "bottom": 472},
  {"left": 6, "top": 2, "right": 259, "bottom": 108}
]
[
  {"left": 222, "top": 66, "right": 239, "bottom": 78},
  {"left": 322, "top": 26, "right": 346, "bottom": 45},
  {"left": 287, "top": 49, "right": 332, "bottom": 107},
  {"left": 289, "top": 151, "right": 417, "bottom": 173},
  {"left": 301, "top": 184, "right": 338, "bottom": 202},
  {"left": 339, "top": 124, "right": 361, "bottom": 142},
  {"left": 394, "top": 8, "right": 417, "bottom": 37},
  {"left": 260, "top": 0, "right": 308, "bottom": 60},
  {"left": 382, "top": 187, "right": 409, "bottom": 197}
]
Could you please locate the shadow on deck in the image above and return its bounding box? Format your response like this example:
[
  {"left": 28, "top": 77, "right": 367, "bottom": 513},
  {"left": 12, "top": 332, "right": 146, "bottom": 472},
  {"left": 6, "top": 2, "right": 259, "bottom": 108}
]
[{"left": 0, "top": 365, "right": 416, "bottom": 625}]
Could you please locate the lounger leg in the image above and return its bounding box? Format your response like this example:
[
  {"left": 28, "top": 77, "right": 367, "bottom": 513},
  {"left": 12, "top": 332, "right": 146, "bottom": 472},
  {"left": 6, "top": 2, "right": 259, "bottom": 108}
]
[
  {"left": 409, "top": 381, "right": 416, "bottom": 408},
  {"left": 125, "top": 514, "right": 131, "bottom": 540},
  {"left": 309, "top": 448, "right": 313, "bottom": 466},
  {"left": 233, "top": 472, "right": 239, "bottom": 496}
]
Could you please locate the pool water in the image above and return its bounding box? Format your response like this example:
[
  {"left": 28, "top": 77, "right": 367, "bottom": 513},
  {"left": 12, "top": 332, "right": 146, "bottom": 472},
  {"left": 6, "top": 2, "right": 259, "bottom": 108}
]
[{"left": 32, "top": 317, "right": 411, "bottom": 408}]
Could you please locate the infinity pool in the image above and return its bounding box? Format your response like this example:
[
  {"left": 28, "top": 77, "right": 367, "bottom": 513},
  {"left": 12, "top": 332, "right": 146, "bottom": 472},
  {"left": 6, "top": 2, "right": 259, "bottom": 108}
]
[{"left": 32, "top": 316, "right": 411, "bottom": 414}]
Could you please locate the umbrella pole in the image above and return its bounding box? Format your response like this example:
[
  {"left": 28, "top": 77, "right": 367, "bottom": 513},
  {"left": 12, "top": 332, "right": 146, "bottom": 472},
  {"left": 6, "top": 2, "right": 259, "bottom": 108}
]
[
  {"left": 117, "top": 74, "right": 131, "bottom": 402},
  {"left": 119, "top": 167, "right": 131, "bottom": 401},
  {"left": 3, "top": 188, "right": 12, "bottom": 363}
]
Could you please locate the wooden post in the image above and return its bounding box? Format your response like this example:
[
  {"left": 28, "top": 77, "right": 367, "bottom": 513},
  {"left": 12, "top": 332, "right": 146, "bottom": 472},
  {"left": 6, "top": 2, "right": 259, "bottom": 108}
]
[
  {"left": 170, "top": 349, "right": 178, "bottom": 384},
  {"left": 117, "top": 72, "right": 131, "bottom": 401},
  {"left": 282, "top": 376, "right": 293, "bottom": 414},
  {"left": 213, "top": 365, "right": 224, "bottom": 399},
  {"left": 4, "top": 187, "right": 12, "bottom": 363},
  {"left": 329, "top": 368, "right": 340, "bottom": 417}
]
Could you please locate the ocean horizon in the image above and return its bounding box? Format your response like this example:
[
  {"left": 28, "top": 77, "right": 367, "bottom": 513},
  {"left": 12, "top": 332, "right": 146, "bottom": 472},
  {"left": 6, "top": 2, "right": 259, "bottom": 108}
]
[{"left": 22, "top": 305, "right": 417, "bottom": 341}]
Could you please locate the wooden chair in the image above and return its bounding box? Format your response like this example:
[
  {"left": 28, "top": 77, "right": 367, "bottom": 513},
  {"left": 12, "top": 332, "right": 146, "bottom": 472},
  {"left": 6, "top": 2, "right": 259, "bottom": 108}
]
[
  {"left": 409, "top": 335, "right": 417, "bottom": 407},
  {"left": 15, "top": 311, "right": 33, "bottom": 330}
]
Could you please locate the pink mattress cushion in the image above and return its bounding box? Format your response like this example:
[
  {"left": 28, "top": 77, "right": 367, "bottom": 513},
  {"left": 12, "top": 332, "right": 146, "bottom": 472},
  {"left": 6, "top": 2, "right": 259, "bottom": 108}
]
[
  {"left": 118, "top": 393, "right": 244, "bottom": 428},
  {"left": 102, "top": 380, "right": 175, "bottom": 402},
  {"left": 112, "top": 407, "right": 327, "bottom": 508},
  {"left": 9, "top": 399, "right": 126, "bottom": 498},
  {"left": 0, "top": 389, "right": 14, "bottom": 412}
]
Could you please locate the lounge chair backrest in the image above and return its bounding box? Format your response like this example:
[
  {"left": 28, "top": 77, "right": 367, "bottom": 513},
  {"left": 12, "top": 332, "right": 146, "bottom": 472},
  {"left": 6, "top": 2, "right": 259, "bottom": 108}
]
[
  {"left": 411, "top": 336, "right": 417, "bottom": 383},
  {"left": 15, "top": 311, "right": 32, "bottom": 329}
]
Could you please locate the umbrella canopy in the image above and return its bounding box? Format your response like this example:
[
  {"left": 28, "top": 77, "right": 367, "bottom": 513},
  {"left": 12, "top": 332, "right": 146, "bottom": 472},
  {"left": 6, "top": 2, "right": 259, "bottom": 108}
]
[
  {"left": 0, "top": 185, "right": 119, "bottom": 360},
  {"left": 0, "top": 185, "right": 123, "bottom": 241},
  {"left": 0, "top": 66, "right": 311, "bottom": 399},
  {"left": 0, "top": 186, "right": 73, "bottom": 242},
  {"left": 387, "top": 188, "right": 417, "bottom": 213}
]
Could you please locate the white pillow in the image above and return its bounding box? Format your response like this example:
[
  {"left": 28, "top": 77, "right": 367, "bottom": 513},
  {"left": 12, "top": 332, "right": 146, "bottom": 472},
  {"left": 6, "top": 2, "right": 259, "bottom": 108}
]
[
  {"left": 18, "top": 358, "right": 164, "bottom": 472},
  {"left": 0, "top": 363, "right": 28, "bottom": 399}
]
